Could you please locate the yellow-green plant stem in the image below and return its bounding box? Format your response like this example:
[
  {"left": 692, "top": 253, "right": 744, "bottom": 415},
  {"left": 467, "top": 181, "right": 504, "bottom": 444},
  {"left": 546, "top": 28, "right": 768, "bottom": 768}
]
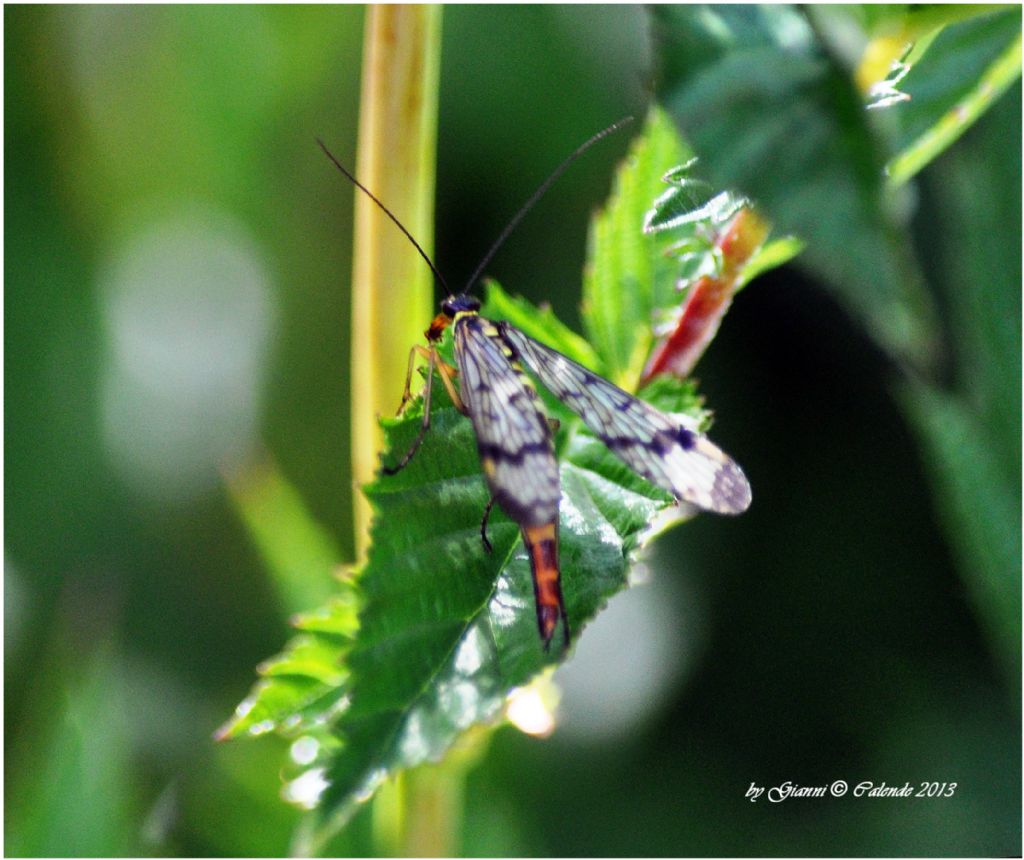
[
  {"left": 401, "top": 762, "right": 466, "bottom": 858},
  {"left": 345, "top": 6, "right": 471, "bottom": 858},
  {"left": 350, "top": 5, "right": 442, "bottom": 559},
  {"left": 372, "top": 767, "right": 462, "bottom": 858},
  {"left": 372, "top": 728, "right": 492, "bottom": 857}
]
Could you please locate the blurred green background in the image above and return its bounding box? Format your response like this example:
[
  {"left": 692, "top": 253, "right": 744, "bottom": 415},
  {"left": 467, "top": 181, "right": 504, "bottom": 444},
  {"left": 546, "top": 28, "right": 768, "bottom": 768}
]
[{"left": 5, "top": 5, "right": 1020, "bottom": 857}]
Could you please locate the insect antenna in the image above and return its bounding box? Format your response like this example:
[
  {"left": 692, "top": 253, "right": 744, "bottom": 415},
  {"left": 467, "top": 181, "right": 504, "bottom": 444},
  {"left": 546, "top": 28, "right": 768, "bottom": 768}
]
[
  {"left": 316, "top": 138, "right": 451, "bottom": 297},
  {"left": 462, "top": 115, "right": 634, "bottom": 295}
]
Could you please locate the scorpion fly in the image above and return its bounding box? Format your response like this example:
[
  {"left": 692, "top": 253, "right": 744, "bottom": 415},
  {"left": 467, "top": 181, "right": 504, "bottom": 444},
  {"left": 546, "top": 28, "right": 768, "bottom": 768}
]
[{"left": 319, "top": 118, "right": 751, "bottom": 651}]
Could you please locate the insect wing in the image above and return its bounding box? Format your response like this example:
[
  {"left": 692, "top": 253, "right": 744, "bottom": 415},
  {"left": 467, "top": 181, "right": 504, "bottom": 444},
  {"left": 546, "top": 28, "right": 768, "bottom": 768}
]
[
  {"left": 454, "top": 316, "right": 561, "bottom": 527},
  {"left": 500, "top": 324, "right": 751, "bottom": 514}
]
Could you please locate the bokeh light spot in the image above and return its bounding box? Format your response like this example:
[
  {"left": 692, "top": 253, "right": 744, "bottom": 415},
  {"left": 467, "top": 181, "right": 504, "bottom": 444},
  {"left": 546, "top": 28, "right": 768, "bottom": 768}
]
[
  {"left": 99, "top": 209, "right": 276, "bottom": 502},
  {"left": 554, "top": 569, "right": 704, "bottom": 743}
]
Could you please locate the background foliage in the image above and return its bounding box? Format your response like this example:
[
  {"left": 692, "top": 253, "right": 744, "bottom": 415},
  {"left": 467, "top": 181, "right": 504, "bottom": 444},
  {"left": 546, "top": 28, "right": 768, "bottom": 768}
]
[{"left": 5, "top": 5, "right": 1020, "bottom": 857}]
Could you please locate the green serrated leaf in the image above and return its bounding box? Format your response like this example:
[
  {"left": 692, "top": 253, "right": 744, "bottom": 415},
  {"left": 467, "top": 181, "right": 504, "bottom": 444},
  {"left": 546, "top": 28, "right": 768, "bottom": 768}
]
[
  {"left": 644, "top": 179, "right": 745, "bottom": 234},
  {"left": 217, "top": 599, "right": 356, "bottom": 741},
  {"left": 582, "top": 107, "right": 689, "bottom": 389},
  {"left": 293, "top": 595, "right": 361, "bottom": 636},
  {"left": 308, "top": 328, "right": 695, "bottom": 847},
  {"left": 259, "top": 637, "right": 347, "bottom": 685},
  {"left": 886, "top": 8, "right": 1022, "bottom": 187},
  {"left": 662, "top": 159, "right": 699, "bottom": 184},
  {"left": 653, "top": 4, "right": 940, "bottom": 371}
]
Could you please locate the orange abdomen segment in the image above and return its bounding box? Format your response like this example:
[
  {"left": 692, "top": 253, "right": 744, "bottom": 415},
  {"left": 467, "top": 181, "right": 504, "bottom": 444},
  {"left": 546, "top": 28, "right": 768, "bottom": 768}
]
[{"left": 522, "top": 523, "right": 569, "bottom": 650}]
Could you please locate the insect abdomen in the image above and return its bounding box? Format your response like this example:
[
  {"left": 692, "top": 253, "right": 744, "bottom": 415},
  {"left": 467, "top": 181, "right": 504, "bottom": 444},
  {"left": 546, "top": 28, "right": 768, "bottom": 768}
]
[{"left": 523, "top": 522, "right": 568, "bottom": 648}]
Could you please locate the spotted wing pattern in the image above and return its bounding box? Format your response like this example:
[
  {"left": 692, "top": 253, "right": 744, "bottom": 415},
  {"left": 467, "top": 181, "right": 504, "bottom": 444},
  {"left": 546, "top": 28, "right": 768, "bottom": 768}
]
[
  {"left": 501, "top": 323, "right": 751, "bottom": 514},
  {"left": 454, "top": 315, "right": 561, "bottom": 527}
]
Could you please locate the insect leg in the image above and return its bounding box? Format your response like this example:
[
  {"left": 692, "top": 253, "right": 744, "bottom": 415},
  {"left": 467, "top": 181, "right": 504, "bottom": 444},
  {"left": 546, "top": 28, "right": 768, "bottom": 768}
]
[
  {"left": 479, "top": 495, "right": 497, "bottom": 554},
  {"left": 382, "top": 347, "right": 437, "bottom": 475},
  {"left": 396, "top": 344, "right": 433, "bottom": 416},
  {"left": 433, "top": 356, "right": 468, "bottom": 416}
]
